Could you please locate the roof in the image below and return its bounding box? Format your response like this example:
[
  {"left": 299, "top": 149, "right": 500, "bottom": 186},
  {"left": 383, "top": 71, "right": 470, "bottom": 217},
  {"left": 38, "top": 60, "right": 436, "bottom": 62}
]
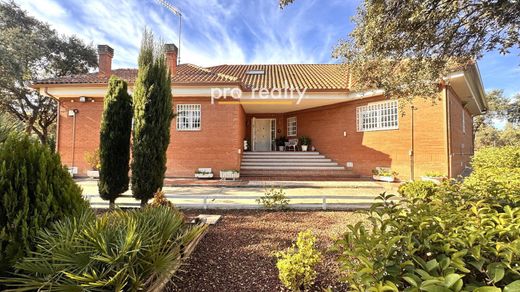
[{"left": 32, "top": 63, "right": 350, "bottom": 91}]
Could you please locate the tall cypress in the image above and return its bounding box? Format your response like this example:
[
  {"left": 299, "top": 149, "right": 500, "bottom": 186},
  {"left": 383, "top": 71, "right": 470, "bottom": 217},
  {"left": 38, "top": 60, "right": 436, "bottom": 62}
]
[
  {"left": 98, "top": 76, "right": 133, "bottom": 209},
  {"left": 131, "top": 30, "right": 173, "bottom": 207}
]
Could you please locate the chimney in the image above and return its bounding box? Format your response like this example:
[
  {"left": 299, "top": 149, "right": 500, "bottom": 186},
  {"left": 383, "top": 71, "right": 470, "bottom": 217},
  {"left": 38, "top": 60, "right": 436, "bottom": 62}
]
[
  {"left": 164, "top": 43, "right": 178, "bottom": 75},
  {"left": 97, "top": 45, "right": 114, "bottom": 76}
]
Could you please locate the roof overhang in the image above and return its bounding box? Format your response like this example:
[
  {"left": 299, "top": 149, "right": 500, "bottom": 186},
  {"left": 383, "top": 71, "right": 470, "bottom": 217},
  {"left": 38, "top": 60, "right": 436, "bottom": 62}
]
[{"left": 444, "top": 63, "right": 487, "bottom": 116}]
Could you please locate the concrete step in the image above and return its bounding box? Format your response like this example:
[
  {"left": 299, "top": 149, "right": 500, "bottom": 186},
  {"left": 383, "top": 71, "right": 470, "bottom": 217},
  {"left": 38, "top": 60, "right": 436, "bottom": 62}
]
[
  {"left": 244, "top": 151, "right": 321, "bottom": 156},
  {"left": 241, "top": 165, "right": 345, "bottom": 170},
  {"left": 242, "top": 158, "right": 333, "bottom": 163},
  {"left": 240, "top": 169, "right": 359, "bottom": 178},
  {"left": 243, "top": 155, "right": 327, "bottom": 159},
  {"left": 241, "top": 162, "right": 339, "bottom": 166}
]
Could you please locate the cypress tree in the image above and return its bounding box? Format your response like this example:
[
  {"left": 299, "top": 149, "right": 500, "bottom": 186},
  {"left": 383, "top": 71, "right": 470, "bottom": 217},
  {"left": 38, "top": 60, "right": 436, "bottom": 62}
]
[
  {"left": 131, "top": 30, "right": 173, "bottom": 207},
  {"left": 98, "top": 76, "right": 133, "bottom": 209}
]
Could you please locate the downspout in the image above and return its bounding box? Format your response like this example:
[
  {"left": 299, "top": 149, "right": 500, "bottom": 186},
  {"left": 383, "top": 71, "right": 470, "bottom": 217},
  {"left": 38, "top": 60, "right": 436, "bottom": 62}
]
[
  {"left": 44, "top": 87, "right": 59, "bottom": 152},
  {"left": 445, "top": 86, "right": 452, "bottom": 178},
  {"left": 410, "top": 105, "right": 416, "bottom": 181}
]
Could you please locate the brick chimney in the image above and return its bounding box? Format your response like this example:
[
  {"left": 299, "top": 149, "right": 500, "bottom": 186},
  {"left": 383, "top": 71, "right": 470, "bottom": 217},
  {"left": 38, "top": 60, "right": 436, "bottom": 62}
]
[
  {"left": 97, "top": 45, "right": 114, "bottom": 76},
  {"left": 164, "top": 44, "right": 178, "bottom": 76}
]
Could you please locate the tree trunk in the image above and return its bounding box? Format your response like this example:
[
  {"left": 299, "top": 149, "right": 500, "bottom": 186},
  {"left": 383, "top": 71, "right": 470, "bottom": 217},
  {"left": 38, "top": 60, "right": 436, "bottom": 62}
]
[
  {"left": 109, "top": 198, "right": 115, "bottom": 210},
  {"left": 140, "top": 199, "right": 147, "bottom": 208}
]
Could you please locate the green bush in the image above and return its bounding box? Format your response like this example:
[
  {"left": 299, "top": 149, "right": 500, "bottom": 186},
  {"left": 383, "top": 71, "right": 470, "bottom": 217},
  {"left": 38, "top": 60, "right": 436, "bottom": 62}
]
[
  {"left": 0, "top": 135, "right": 87, "bottom": 274},
  {"left": 2, "top": 206, "right": 207, "bottom": 291},
  {"left": 398, "top": 180, "right": 439, "bottom": 200},
  {"left": 276, "top": 230, "right": 321, "bottom": 291},
  {"left": 471, "top": 146, "right": 520, "bottom": 171},
  {"left": 256, "top": 187, "right": 290, "bottom": 209}
]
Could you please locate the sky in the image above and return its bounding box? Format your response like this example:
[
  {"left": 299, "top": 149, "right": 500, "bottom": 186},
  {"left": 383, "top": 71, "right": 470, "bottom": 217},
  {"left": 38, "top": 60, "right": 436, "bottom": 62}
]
[{"left": 14, "top": 0, "right": 520, "bottom": 99}]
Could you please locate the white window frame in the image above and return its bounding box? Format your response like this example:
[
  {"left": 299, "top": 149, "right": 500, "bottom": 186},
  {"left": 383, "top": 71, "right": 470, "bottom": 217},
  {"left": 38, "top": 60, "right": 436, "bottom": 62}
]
[
  {"left": 176, "top": 104, "right": 201, "bottom": 131},
  {"left": 287, "top": 116, "right": 297, "bottom": 136},
  {"left": 356, "top": 100, "right": 399, "bottom": 132}
]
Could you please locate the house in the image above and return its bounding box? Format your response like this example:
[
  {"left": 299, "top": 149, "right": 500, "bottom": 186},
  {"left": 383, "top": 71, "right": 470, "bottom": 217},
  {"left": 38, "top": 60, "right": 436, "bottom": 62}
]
[{"left": 32, "top": 44, "right": 487, "bottom": 180}]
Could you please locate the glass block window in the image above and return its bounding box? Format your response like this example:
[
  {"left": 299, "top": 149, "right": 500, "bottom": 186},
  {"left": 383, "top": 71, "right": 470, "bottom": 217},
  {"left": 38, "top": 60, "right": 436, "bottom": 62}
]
[
  {"left": 176, "top": 104, "right": 201, "bottom": 131},
  {"left": 287, "top": 117, "right": 297, "bottom": 136},
  {"left": 356, "top": 100, "right": 398, "bottom": 132}
]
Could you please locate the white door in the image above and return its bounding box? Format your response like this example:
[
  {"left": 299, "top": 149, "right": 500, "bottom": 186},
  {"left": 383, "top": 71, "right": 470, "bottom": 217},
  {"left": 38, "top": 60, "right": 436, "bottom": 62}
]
[{"left": 254, "top": 119, "right": 271, "bottom": 151}]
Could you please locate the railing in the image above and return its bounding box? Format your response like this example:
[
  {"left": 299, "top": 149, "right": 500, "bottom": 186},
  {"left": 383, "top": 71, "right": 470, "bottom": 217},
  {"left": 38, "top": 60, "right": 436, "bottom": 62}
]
[{"left": 84, "top": 194, "right": 399, "bottom": 210}]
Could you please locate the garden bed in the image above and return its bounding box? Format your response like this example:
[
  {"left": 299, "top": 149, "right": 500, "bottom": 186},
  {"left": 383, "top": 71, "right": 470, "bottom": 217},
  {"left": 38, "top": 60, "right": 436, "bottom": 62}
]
[{"left": 167, "top": 210, "right": 366, "bottom": 291}]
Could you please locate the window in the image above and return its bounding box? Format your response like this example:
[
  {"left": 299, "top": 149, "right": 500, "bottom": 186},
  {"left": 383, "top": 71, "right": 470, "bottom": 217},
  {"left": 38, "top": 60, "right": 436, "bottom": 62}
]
[
  {"left": 356, "top": 100, "right": 398, "bottom": 132},
  {"left": 176, "top": 104, "right": 201, "bottom": 131},
  {"left": 287, "top": 117, "right": 297, "bottom": 136}
]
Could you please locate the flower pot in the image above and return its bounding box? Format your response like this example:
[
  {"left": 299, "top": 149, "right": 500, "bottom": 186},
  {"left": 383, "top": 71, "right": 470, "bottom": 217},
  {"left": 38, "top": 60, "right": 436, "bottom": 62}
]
[
  {"left": 372, "top": 175, "right": 395, "bottom": 182},
  {"left": 278, "top": 146, "right": 285, "bottom": 151},
  {"left": 301, "top": 145, "right": 308, "bottom": 151},
  {"left": 195, "top": 173, "right": 213, "bottom": 179},
  {"left": 87, "top": 170, "right": 99, "bottom": 179},
  {"left": 220, "top": 170, "right": 240, "bottom": 181}
]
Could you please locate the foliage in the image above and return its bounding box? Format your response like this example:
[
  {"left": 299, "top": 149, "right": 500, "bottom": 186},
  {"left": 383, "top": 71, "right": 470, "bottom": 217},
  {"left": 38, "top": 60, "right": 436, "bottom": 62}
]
[
  {"left": 336, "top": 146, "right": 520, "bottom": 291},
  {"left": 509, "top": 95, "right": 520, "bottom": 124},
  {"left": 276, "top": 136, "right": 288, "bottom": 147},
  {"left": 372, "top": 168, "right": 397, "bottom": 177},
  {"left": 0, "top": 112, "right": 22, "bottom": 143},
  {"left": 299, "top": 135, "right": 311, "bottom": 146},
  {"left": 83, "top": 148, "right": 100, "bottom": 170},
  {"left": 281, "top": 1, "right": 520, "bottom": 103},
  {"left": 257, "top": 187, "right": 290, "bottom": 210},
  {"left": 150, "top": 190, "right": 174, "bottom": 208},
  {"left": 276, "top": 230, "right": 321, "bottom": 291},
  {"left": 2, "top": 206, "right": 207, "bottom": 291},
  {"left": 398, "top": 180, "right": 438, "bottom": 200},
  {"left": 0, "top": 135, "right": 87, "bottom": 275},
  {"left": 474, "top": 124, "right": 520, "bottom": 149},
  {"left": 423, "top": 171, "right": 446, "bottom": 177},
  {"left": 0, "top": 1, "right": 97, "bottom": 144},
  {"left": 473, "top": 90, "right": 511, "bottom": 135},
  {"left": 98, "top": 76, "right": 133, "bottom": 209},
  {"left": 131, "top": 29, "right": 174, "bottom": 206}
]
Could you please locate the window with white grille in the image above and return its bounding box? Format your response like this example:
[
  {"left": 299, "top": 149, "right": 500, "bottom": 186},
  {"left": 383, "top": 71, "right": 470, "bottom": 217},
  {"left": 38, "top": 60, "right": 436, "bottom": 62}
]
[
  {"left": 356, "top": 100, "right": 398, "bottom": 132},
  {"left": 176, "top": 104, "right": 201, "bottom": 131},
  {"left": 287, "top": 117, "right": 297, "bottom": 136}
]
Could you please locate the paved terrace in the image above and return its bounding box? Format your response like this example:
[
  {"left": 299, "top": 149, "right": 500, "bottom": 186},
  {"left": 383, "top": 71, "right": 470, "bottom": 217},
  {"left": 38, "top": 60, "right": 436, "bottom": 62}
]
[{"left": 77, "top": 178, "right": 401, "bottom": 210}]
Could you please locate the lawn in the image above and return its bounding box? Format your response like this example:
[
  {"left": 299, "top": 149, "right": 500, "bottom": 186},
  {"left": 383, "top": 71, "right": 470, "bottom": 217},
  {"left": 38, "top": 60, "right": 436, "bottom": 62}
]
[{"left": 167, "top": 210, "right": 366, "bottom": 291}]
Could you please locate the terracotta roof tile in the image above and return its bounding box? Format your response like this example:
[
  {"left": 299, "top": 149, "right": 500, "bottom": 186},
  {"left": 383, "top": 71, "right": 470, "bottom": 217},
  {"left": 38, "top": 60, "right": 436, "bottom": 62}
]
[{"left": 33, "top": 63, "right": 349, "bottom": 91}]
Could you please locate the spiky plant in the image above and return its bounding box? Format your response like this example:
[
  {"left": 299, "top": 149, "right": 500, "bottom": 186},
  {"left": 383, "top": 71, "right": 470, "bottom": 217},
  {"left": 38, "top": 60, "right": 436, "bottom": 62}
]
[{"left": 1, "top": 206, "right": 206, "bottom": 291}]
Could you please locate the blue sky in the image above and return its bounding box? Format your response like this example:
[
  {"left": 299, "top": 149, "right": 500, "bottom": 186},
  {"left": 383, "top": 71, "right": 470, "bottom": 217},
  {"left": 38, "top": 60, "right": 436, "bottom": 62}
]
[{"left": 15, "top": 0, "right": 520, "bottom": 98}]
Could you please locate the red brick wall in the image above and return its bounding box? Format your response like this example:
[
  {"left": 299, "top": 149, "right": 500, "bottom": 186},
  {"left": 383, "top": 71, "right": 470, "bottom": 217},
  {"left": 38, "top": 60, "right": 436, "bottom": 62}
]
[
  {"left": 167, "top": 97, "right": 245, "bottom": 177},
  {"left": 57, "top": 98, "right": 103, "bottom": 174},
  {"left": 447, "top": 88, "right": 474, "bottom": 177},
  {"left": 283, "top": 95, "right": 449, "bottom": 180}
]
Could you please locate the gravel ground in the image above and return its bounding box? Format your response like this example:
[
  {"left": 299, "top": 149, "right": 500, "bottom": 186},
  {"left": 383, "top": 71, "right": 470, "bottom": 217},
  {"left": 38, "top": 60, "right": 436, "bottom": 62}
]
[{"left": 167, "top": 210, "right": 366, "bottom": 291}]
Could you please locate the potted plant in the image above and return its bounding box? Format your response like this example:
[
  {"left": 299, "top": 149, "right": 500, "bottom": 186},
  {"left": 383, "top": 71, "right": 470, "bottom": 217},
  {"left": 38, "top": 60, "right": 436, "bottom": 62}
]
[
  {"left": 84, "top": 148, "right": 100, "bottom": 179},
  {"left": 275, "top": 136, "right": 288, "bottom": 151},
  {"left": 372, "top": 167, "right": 397, "bottom": 182},
  {"left": 299, "top": 136, "right": 311, "bottom": 151},
  {"left": 421, "top": 172, "right": 447, "bottom": 184},
  {"left": 195, "top": 168, "right": 214, "bottom": 179},
  {"left": 220, "top": 169, "right": 240, "bottom": 181}
]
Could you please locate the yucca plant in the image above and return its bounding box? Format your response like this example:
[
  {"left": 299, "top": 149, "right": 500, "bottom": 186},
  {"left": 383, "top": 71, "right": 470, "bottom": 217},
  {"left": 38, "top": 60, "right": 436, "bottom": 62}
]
[{"left": 2, "top": 206, "right": 206, "bottom": 291}]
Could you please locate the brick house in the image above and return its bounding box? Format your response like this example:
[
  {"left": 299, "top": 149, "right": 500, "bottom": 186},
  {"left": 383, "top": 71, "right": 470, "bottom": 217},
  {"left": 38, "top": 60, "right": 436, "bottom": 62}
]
[{"left": 32, "top": 44, "right": 487, "bottom": 180}]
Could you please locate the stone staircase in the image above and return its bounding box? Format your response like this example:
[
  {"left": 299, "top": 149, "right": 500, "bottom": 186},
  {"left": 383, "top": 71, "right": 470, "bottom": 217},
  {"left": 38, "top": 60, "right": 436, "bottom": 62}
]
[{"left": 240, "top": 151, "right": 359, "bottom": 178}]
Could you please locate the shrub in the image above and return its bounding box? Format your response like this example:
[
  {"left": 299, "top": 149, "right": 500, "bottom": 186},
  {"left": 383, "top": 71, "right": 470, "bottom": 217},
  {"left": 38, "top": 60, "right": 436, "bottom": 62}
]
[
  {"left": 276, "top": 230, "right": 321, "bottom": 291},
  {"left": 150, "top": 190, "right": 174, "bottom": 208},
  {"left": 256, "top": 187, "right": 290, "bottom": 209},
  {"left": 471, "top": 146, "right": 520, "bottom": 171},
  {"left": 2, "top": 206, "right": 207, "bottom": 291},
  {"left": 424, "top": 171, "right": 446, "bottom": 177},
  {"left": 398, "top": 180, "right": 438, "bottom": 200},
  {"left": 98, "top": 76, "right": 133, "bottom": 209},
  {"left": 336, "top": 191, "right": 520, "bottom": 291},
  {"left": 84, "top": 148, "right": 100, "bottom": 170},
  {"left": 0, "top": 135, "right": 87, "bottom": 274},
  {"left": 131, "top": 29, "right": 174, "bottom": 207},
  {"left": 372, "top": 167, "right": 397, "bottom": 177}
]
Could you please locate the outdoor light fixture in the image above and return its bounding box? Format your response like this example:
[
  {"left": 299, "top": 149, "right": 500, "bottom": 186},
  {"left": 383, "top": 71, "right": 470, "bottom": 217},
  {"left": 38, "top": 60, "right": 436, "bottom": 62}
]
[
  {"left": 79, "top": 96, "right": 87, "bottom": 102},
  {"left": 156, "top": 0, "right": 182, "bottom": 65}
]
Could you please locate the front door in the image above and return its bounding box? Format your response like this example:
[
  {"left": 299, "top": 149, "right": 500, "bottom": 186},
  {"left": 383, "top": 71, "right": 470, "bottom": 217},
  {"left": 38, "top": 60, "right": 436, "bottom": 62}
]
[{"left": 253, "top": 119, "right": 272, "bottom": 151}]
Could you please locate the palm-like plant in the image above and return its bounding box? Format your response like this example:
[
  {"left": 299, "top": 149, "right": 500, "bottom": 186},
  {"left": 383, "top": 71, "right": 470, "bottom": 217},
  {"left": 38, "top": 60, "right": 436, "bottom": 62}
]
[{"left": 2, "top": 206, "right": 206, "bottom": 291}]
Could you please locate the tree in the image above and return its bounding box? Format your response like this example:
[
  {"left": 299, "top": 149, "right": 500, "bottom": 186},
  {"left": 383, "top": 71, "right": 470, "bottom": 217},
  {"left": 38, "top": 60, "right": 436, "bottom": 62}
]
[
  {"left": 131, "top": 30, "right": 173, "bottom": 207},
  {"left": 473, "top": 89, "right": 510, "bottom": 135},
  {"left": 508, "top": 94, "right": 520, "bottom": 124},
  {"left": 0, "top": 135, "right": 87, "bottom": 275},
  {"left": 0, "top": 1, "right": 97, "bottom": 144},
  {"left": 280, "top": 0, "right": 520, "bottom": 102},
  {"left": 98, "top": 76, "right": 133, "bottom": 209}
]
